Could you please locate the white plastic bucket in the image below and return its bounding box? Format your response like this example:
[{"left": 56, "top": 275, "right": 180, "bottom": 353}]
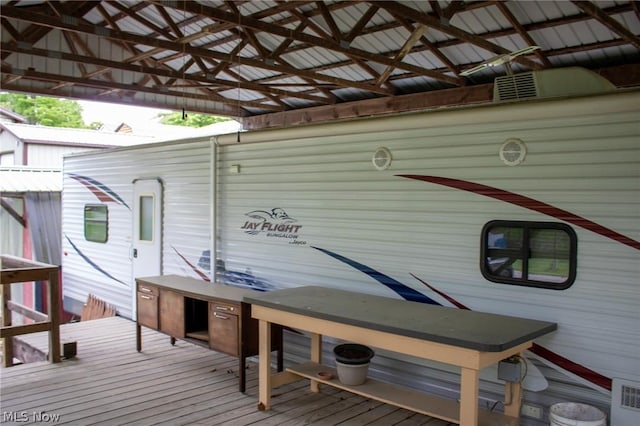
[{"left": 550, "top": 403, "right": 606, "bottom": 426}]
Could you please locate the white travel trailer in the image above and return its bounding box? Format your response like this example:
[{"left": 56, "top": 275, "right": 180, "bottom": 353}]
[{"left": 62, "top": 72, "right": 639, "bottom": 425}]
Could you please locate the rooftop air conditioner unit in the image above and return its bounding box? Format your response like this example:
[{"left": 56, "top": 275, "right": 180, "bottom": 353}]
[{"left": 493, "top": 67, "right": 616, "bottom": 102}]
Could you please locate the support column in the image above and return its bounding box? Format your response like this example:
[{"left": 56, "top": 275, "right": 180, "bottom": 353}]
[
  {"left": 257, "top": 319, "right": 272, "bottom": 411},
  {"left": 459, "top": 367, "right": 479, "bottom": 426}
]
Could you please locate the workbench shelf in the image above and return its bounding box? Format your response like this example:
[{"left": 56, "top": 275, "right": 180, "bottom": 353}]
[{"left": 286, "top": 361, "right": 517, "bottom": 426}]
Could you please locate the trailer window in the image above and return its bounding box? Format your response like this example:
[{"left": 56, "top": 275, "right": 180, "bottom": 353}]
[
  {"left": 84, "top": 204, "right": 108, "bottom": 243},
  {"left": 481, "top": 221, "right": 576, "bottom": 289},
  {"left": 139, "top": 195, "right": 154, "bottom": 241}
]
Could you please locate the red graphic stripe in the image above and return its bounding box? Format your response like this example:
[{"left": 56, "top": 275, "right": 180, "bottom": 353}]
[
  {"left": 71, "top": 176, "right": 117, "bottom": 204},
  {"left": 399, "top": 175, "right": 640, "bottom": 251},
  {"left": 529, "top": 343, "right": 611, "bottom": 391},
  {"left": 410, "top": 273, "right": 470, "bottom": 310},
  {"left": 172, "top": 247, "right": 210, "bottom": 282},
  {"left": 411, "top": 273, "right": 612, "bottom": 391}
]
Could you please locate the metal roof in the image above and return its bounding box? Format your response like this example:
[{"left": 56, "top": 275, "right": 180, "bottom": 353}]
[
  {"left": 0, "top": 122, "right": 155, "bottom": 147},
  {"left": 0, "top": 166, "right": 62, "bottom": 192},
  {"left": 1, "top": 1, "right": 638, "bottom": 129}
]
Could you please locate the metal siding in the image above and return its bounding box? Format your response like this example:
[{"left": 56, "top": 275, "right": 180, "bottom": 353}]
[
  {"left": 60, "top": 91, "right": 639, "bottom": 421},
  {"left": 217, "top": 91, "right": 639, "bottom": 418}
]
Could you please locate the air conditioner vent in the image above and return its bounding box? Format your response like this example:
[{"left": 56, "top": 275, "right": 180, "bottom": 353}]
[
  {"left": 492, "top": 67, "right": 615, "bottom": 102},
  {"left": 494, "top": 73, "right": 538, "bottom": 101},
  {"left": 620, "top": 384, "right": 640, "bottom": 410},
  {"left": 612, "top": 378, "right": 640, "bottom": 426}
]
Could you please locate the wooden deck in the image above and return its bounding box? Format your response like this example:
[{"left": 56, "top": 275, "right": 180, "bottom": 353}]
[{"left": 0, "top": 317, "right": 450, "bottom": 425}]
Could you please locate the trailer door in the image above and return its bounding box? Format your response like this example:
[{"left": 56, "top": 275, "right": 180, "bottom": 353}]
[{"left": 132, "top": 179, "right": 162, "bottom": 284}]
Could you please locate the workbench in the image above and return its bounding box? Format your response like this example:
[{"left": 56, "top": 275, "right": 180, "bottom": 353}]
[
  {"left": 135, "top": 274, "right": 282, "bottom": 392},
  {"left": 245, "top": 286, "right": 557, "bottom": 426}
]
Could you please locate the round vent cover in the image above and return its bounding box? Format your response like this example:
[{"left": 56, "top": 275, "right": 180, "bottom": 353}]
[
  {"left": 499, "top": 138, "right": 527, "bottom": 166},
  {"left": 372, "top": 147, "right": 392, "bottom": 170}
]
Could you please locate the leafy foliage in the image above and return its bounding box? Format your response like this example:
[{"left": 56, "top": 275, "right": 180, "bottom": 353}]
[
  {"left": 0, "top": 93, "right": 100, "bottom": 129},
  {"left": 159, "top": 111, "right": 231, "bottom": 127},
  {"left": 0, "top": 93, "right": 229, "bottom": 129}
]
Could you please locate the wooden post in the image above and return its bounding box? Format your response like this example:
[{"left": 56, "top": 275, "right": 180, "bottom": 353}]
[
  {"left": 459, "top": 367, "right": 479, "bottom": 426},
  {"left": 309, "top": 332, "right": 322, "bottom": 392},
  {"left": 1, "top": 284, "right": 13, "bottom": 367},
  {"left": 257, "top": 319, "right": 272, "bottom": 411},
  {"left": 47, "top": 269, "right": 61, "bottom": 363},
  {"left": 504, "top": 377, "right": 523, "bottom": 418}
]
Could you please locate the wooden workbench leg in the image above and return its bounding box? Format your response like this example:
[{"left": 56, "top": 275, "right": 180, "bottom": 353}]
[
  {"left": 136, "top": 323, "right": 142, "bottom": 352},
  {"left": 47, "top": 271, "right": 61, "bottom": 363},
  {"left": 1, "top": 284, "right": 13, "bottom": 367},
  {"left": 257, "top": 319, "right": 272, "bottom": 411},
  {"left": 239, "top": 355, "right": 247, "bottom": 393},
  {"left": 460, "top": 367, "right": 479, "bottom": 426},
  {"left": 504, "top": 379, "right": 523, "bottom": 418},
  {"left": 309, "top": 332, "right": 322, "bottom": 393}
]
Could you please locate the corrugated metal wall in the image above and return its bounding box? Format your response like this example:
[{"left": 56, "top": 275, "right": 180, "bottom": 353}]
[{"left": 27, "top": 144, "right": 99, "bottom": 167}]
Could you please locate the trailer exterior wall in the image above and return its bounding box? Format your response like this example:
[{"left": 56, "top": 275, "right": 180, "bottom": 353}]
[
  {"left": 62, "top": 139, "right": 212, "bottom": 319},
  {"left": 62, "top": 90, "right": 639, "bottom": 423},
  {"left": 215, "top": 90, "right": 638, "bottom": 419}
]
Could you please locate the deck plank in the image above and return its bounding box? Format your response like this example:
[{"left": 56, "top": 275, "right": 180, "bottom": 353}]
[{"left": 1, "top": 317, "right": 450, "bottom": 425}]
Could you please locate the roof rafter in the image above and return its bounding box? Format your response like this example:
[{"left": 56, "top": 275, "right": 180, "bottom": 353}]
[
  {"left": 1, "top": 5, "right": 391, "bottom": 99},
  {"left": 1, "top": 0, "right": 637, "bottom": 126},
  {"left": 572, "top": 0, "right": 640, "bottom": 49},
  {"left": 165, "top": 0, "right": 461, "bottom": 86},
  {"left": 375, "top": 1, "right": 543, "bottom": 72},
  {"left": 0, "top": 42, "right": 330, "bottom": 106}
]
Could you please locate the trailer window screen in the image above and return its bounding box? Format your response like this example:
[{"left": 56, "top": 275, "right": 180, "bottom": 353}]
[
  {"left": 84, "top": 204, "right": 108, "bottom": 243},
  {"left": 139, "top": 195, "right": 154, "bottom": 241},
  {"left": 481, "top": 221, "right": 577, "bottom": 289}
]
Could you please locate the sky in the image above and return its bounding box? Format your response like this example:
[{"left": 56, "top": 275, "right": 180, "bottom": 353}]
[
  {"left": 78, "top": 100, "right": 170, "bottom": 129},
  {"left": 77, "top": 99, "right": 242, "bottom": 139}
]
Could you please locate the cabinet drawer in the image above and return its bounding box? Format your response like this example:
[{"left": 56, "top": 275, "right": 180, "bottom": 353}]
[
  {"left": 137, "top": 292, "right": 158, "bottom": 329},
  {"left": 137, "top": 283, "right": 159, "bottom": 296},
  {"left": 210, "top": 300, "right": 239, "bottom": 314},
  {"left": 209, "top": 304, "right": 239, "bottom": 356}
]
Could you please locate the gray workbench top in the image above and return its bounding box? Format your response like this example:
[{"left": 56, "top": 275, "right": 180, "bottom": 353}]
[
  {"left": 244, "top": 286, "right": 557, "bottom": 352},
  {"left": 136, "top": 274, "right": 259, "bottom": 302}
]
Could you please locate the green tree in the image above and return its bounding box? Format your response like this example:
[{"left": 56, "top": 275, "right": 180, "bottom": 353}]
[
  {"left": 159, "top": 111, "right": 230, "bottom": 127},
  {"left": 0, "top": 93, "right": 100, "bottom": 129}
]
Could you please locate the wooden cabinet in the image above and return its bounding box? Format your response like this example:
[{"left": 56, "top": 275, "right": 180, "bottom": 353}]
[{"left": 135, "top": 275, "right": 282, "bottom": 393}]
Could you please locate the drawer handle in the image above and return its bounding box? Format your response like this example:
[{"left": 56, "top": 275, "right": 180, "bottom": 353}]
[
  {"left": 215, "top": 305, "right": 234, "bottom": 312},
  {"left": 140, "top": 287, "right": 153, "bottom": 293},
  {"left": 213, "top": 312, "right": 230, "bottom": 320},
  {"left": 140, "top": 295, "right": 152, "bottom": 300}
]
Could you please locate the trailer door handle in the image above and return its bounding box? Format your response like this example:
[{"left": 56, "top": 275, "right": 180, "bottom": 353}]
[{"left": 133, "top": 248, "right": 138, "bottom": 258}]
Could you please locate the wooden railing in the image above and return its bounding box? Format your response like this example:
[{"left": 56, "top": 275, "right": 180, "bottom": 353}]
[{"left": 1, "top": 254, "right": 61, "bottom": 367}]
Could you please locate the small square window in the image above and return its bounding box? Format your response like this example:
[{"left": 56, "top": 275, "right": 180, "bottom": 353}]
[
  {"left": 481, "top": 221, "right": 577, "bottom": 289},
  {"left": 84, "top": 204, "right": 108, "bottom": 243}
]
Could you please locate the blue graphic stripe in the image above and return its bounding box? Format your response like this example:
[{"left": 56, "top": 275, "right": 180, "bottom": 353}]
[
  {"left": 312, "top": 246, "right": 439, "bottom": 304},
  {"left": 65, "top": 235, "right": 128, "bottom": 287}
]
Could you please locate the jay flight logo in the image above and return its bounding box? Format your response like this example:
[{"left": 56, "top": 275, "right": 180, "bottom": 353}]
[{"left": 241, "top": 208, "right": 305, "bottom": 244}]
